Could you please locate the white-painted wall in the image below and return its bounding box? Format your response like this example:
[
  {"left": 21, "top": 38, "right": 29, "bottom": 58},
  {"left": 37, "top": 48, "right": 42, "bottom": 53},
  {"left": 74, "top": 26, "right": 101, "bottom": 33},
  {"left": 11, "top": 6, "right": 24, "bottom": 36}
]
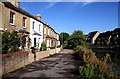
[
  {"left": 30, "top": 18, "right": 43, "bottom": 48},
  {"left": 57, "top": 34, "right": 60, "bottom": 46}
]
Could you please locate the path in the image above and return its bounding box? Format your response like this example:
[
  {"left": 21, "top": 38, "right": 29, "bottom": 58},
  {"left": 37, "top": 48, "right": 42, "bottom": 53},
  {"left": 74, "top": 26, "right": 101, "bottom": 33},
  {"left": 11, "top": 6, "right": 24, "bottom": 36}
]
[{"left": 2, "top": 49, "right": 83, "bottom": 79}]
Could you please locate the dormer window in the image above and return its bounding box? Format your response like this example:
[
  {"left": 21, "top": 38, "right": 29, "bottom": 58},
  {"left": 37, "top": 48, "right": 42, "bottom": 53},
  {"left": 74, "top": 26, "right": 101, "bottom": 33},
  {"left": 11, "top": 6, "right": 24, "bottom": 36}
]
[
  {"left": 10, "top": 12, "right": 15, "bottom": 25},
  {"left": 22, "top": 17, "right": 26, "bottom": 28}
]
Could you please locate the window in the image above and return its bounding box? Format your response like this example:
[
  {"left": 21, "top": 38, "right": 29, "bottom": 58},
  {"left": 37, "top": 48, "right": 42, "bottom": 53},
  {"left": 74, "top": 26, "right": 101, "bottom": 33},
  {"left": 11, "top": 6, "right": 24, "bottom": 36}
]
[
  {"left": 44, "top": 28, "right": 46, "bottom": 34},
  {"left": 39, "top": 24, "right": 40, "bottom": 31},
  {"left": 48, "top": 29, "right": 50, "bottom": 35},
  {"left": 22, "top": 17, "right": 26, "bottom": 28},
  {"left": 32, "top": 21, "right": 35, "bottom": 29},
  {"left": 10, "top": 12, "right": 15, "bottom": 25}
]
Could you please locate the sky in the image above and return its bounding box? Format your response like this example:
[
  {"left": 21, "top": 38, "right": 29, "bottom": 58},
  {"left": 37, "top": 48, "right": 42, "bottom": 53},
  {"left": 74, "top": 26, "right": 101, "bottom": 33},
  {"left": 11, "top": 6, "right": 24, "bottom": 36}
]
[{"left": 20, "top": 2, "right": 119, "bottom": 34}]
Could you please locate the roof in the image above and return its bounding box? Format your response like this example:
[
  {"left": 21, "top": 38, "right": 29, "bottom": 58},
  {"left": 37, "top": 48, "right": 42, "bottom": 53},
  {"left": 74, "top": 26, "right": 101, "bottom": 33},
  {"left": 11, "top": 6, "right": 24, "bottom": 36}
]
[
  {"left": 3, "top": 2, "right": 58, "bottom": 34},
  {"left": 44, "top": 24, "right": 58, "bottom": 34},
  {"left": 14, "top": 28, "right": 30, "bottom": 34},
  {"left": 46, "top": 35, "right": 57, "bottom": 40},
  {"left": 88, "top": 31, "right": 99, "bottom": 38}
]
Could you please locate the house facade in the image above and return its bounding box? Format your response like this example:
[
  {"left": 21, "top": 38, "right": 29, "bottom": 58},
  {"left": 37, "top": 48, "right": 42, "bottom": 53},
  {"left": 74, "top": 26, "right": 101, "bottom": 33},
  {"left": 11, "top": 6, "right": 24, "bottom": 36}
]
[
  {"left": 43, "top": 24, "right": 60, "bottom": 49},
  {"left": 30, "top": 14, "right": 43, "bottom": 49},
  {"left": 86, "top": 31, "right": 100, "bottom": 44},
  {"left": 0, "top": 2, "right": 60, "bottom": 50},
  {"left": 0, "top": 2, "right": 30, "bottom": 32},
  {"left": 0, "top": 2, "right": 30, "bottom": 49}
]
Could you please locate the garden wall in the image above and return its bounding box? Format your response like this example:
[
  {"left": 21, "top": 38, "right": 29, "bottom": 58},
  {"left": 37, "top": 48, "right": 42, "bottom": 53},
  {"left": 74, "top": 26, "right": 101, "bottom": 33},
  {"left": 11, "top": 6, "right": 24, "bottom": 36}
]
[
  {"left": 28, "top": 47, "right": 62, "bottom": 63},
  {"left": 2, "top": 51, "right": 29, "bottom": 75},
  {"left": 2, "top": 47, "right": 62, "bottom": 75}
]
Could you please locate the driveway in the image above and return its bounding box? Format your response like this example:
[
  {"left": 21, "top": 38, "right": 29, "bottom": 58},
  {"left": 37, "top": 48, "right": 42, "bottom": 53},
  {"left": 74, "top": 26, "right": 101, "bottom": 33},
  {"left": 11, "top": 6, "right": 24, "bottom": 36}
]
[{"left": 2, "top": 49, "right": 83, "bottom": 79}]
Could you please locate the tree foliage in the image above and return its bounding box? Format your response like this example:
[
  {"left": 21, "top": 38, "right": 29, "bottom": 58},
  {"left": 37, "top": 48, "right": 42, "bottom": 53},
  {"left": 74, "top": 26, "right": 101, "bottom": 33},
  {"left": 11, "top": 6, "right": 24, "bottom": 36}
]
[
  {"left": 59, "top": 30, "right": 88, "bottom": 49},
  {"left": 2, "top": 31, "right": 26, "bottom": 54},
  {"left": 59, "top": 32, "right": 69, "bottom": 47},
  {"left": 40, "top": 41, "right": 47, "bottom": 51},
  {"left": 67, "top": 30, "right": 88, "bottom": 49}
]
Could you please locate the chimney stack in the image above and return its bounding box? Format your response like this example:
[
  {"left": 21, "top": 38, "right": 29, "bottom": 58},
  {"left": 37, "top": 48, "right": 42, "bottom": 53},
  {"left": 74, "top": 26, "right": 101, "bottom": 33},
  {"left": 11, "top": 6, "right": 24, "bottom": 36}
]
[
  {"left": 35, "top": 14, "right": 42, "bottom": 21},
  {"left": 9, "top": 0, "right": 20, "bottom": 8}
]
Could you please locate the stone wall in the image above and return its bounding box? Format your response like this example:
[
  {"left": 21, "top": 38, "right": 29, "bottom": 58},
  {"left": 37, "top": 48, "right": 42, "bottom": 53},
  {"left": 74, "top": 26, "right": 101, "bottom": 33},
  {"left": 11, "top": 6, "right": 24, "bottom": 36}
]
[
  {"left": 2, "top": 47, "right": 62, "bottom": 75},
  {"left": 2, "top": 51, "right": 29, "bottom": 75},
  {"left": 28, "top": 47, "right": 62, "bottom": 63}
]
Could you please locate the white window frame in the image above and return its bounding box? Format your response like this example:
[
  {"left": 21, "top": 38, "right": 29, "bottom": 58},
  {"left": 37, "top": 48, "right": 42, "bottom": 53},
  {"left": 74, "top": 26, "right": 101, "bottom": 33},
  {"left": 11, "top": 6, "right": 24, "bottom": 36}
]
[
  {"left": 10, "top": 12, "right": 15, "bottom": 25},
  {"left": 48, "top": 29, "right": 50, "bottom": 35},
  {"left": 44, "top": 28, "right": 46, "bottom": 34},
  {"left": 22, "top": 17, "right": 26, "bottom": 28}
]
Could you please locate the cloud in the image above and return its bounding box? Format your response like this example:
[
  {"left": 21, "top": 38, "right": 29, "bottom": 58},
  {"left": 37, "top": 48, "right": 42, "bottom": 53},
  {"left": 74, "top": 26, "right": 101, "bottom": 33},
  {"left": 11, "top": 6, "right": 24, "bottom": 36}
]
[
  {"left": 81, "top": 2, "right": 93, "bottom": 7},
  {"left": 45, "top": 0, "right": 61, "bottom": 9},
  {"left": 81, "top": 0, "right": 98, "bottom": 7},
  {"left": 45, "top": 2, "right": 57, "bottom": 9}
]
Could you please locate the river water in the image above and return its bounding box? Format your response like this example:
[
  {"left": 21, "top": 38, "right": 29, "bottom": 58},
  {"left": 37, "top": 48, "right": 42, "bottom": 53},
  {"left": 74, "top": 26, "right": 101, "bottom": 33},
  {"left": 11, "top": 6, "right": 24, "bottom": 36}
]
[{"left": 92, "top": 49, "right": 120, "bottom": 77}]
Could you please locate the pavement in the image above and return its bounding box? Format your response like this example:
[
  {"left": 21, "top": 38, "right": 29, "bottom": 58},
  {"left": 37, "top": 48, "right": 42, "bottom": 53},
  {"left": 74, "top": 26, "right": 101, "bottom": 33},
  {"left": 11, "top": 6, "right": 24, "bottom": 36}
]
[{"left": 2, "top": 49, "right": 83, "bottom": 79}]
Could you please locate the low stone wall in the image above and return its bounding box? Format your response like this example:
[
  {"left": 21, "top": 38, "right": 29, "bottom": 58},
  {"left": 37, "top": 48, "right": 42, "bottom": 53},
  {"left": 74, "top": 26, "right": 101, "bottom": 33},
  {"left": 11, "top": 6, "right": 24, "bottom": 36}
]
[
  {"left": 28, "top": 51, "right": 49, "bottom": 63},
  {"left": 2, "top": 51, "right": 29, "bottom": 75},
  {"left": 28, "top": 47, "right": 62, "bottom": 63},
  {"left": 2, "top": 47, "right": 62, "bottom": 75}
]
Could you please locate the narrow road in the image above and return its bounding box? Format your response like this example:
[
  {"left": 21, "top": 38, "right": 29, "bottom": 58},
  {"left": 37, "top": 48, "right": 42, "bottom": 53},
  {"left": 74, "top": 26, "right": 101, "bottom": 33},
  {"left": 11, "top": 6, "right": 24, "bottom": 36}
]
[{"left": 2, "top": 49, "right": 83, "bottom": 79}]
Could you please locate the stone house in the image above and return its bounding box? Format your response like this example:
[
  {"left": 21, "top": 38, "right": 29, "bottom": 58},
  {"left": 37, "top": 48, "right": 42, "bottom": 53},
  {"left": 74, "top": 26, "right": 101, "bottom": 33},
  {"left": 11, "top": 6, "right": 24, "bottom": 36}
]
[
  {"left": 110, "top": 28, "right": 120, "bottom": 45},
  {"left": 0, "top": 2, "right": 60, "bottom": 50},
  {"left": 43, "top": 24, "right": 60, "bottom": 49},
  {"left": 0, "top": 2, "right": 30, "bottom": 49},
  {"left": 86, "top": 31, "right": 100, "bottom": 44}
]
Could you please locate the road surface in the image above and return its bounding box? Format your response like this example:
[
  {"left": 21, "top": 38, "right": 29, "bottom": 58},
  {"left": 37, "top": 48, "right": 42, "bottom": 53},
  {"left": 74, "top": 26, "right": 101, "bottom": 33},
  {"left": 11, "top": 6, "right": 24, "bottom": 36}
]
[{"left": 2, "top": 49, "right": 83, "bottom": 79}]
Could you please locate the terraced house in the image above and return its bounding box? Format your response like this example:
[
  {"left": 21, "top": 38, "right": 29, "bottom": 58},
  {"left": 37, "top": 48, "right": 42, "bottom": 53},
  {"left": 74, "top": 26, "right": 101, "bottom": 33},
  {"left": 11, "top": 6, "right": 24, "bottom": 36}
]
[
  {"left": 0, "top": 2, "right": 30, "bottom": 49},
  {"left": 0, "top": 2, "right": 60, "bottom": 50},
  {"left": 43, "top": 24, "right": 60, "bottom": 49},
  {"left": 30, "top": 14, "right": 44, "bottom": 49}
]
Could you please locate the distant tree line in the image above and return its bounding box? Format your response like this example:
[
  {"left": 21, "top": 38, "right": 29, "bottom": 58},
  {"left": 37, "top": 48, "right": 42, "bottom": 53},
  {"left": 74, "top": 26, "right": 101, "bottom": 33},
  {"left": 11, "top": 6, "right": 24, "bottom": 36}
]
[{"left": 59, "top": 30, "right": 88, "bottom": 49}]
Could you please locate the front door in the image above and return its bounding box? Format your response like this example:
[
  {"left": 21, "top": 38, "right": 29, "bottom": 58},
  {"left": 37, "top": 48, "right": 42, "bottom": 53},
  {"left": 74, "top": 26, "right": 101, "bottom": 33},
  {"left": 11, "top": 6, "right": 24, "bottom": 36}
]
[{"left": 34, "top": 38, "right": 36, "bottom": 47}]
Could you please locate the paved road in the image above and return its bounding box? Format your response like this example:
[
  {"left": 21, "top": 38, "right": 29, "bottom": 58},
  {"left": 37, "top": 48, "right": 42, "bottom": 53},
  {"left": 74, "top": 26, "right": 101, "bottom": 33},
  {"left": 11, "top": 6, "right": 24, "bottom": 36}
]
[{"left": 2, "top": 49, "right": 83, "bottom": 79}]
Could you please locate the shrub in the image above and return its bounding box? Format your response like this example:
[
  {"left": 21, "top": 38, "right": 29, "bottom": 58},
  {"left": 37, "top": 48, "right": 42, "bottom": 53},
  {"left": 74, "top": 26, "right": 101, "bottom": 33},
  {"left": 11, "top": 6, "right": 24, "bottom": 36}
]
[
  {"left": 57, "top": 45, "right": 61, "bottom": 48},
  {"left": 50, "top": 46, "right": 55, "bottom": 49},
  {"left": 79, "top": 63, "right": 115, "bottom": 79},
  {"left": 2, "top": 31, "right": 26, "bottom": 54},
  {"left": 40, "top": 41, "right": 47, "bottom": 51}
]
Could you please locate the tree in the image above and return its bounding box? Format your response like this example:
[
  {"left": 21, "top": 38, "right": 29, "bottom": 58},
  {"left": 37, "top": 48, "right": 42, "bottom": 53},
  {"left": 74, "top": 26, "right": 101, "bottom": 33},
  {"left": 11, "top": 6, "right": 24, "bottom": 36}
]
[
  {"left": 59, "top": 32, "right": 69, "bottom": 47},
  {"left": 68, "top": 30, "right": 88, "bottom": 49}
]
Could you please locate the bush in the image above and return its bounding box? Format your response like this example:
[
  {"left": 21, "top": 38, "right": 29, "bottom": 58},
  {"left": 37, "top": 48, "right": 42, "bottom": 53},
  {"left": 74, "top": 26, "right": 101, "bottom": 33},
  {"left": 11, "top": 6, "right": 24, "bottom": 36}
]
[
  {"left": 57, "top": 45, "right": 61, "bottom": 48},
  {"left": 50, "top": 46, "right": 55, "bottom": 49},
  {"left": 2, "top": 31, "right": 26, "bottom": 54},
  {"left": 80, "top": 63, "right": 115, "bottom": 79},
  {"left": 40, "top": 42, "right": 47, "bottom": 51}
]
